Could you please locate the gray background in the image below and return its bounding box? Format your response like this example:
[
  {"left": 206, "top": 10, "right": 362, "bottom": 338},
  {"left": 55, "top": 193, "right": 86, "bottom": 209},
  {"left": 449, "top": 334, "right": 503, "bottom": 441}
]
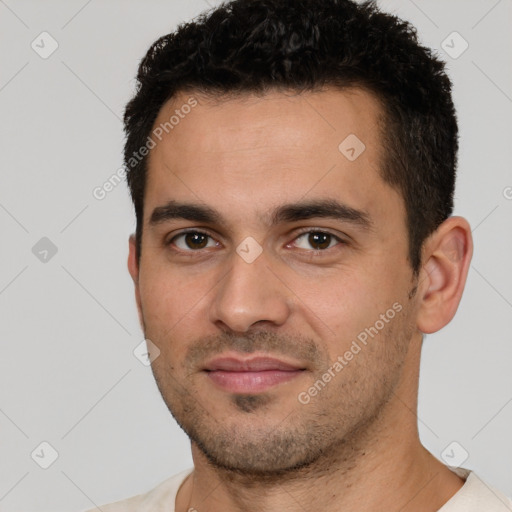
[{"left": 0, "top": 0, "right": 511, "bottom": 510}]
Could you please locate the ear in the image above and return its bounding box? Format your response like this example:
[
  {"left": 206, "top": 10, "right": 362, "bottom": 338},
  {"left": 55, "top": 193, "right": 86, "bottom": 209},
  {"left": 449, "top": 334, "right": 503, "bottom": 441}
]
[
  {"left": 128, "top": 234, "right": 144, "bottom": 330},
  {"left": 416, "top": 216, "right": 473, "bottom": 334}
]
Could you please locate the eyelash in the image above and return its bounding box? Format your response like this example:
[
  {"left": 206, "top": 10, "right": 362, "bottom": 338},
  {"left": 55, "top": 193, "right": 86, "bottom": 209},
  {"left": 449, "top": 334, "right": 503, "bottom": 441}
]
[{"left": 166, "top": 228, "right": 346, "bottom": 255}]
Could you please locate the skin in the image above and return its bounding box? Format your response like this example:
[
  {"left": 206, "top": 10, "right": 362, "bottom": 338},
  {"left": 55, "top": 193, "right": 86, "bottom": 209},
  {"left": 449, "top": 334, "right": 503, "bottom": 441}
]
[{"left": 128, "top": 88, "right": 473, "bottom": 512}]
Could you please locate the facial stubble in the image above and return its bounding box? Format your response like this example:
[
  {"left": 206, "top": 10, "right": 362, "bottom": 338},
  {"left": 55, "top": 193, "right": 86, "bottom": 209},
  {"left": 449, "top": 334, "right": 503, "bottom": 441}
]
[{"left": 147, "top": 305, "right": 414, "bottom": 479}]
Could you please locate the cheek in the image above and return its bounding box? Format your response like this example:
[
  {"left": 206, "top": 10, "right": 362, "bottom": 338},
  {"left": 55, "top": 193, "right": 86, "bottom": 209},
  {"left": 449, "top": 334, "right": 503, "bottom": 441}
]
[
  {"left": 138, "top": 265, "right": 202, "bottom": 336},
  {"left": 292, "top": 266, "right": 403, "bottom": 353}
]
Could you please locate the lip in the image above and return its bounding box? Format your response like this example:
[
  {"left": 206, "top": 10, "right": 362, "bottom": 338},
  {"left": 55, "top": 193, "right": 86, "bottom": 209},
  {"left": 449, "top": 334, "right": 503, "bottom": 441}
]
[
  {"left": 203, "top": 355, "right": 306, "bottom": 393},
  {"left": 204, "top": 355, "right": 304, "bottom": 372}
]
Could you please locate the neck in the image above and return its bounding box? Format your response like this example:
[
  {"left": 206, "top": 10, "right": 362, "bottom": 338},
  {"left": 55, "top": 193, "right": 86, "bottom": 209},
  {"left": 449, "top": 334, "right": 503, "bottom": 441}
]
[{"left": 176, "top": 342, "right": 465, "bottom": 512}]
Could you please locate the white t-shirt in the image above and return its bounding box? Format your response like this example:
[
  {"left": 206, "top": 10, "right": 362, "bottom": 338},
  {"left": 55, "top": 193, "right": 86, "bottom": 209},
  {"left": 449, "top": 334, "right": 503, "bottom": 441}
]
[{"left": 85, "top": 466, "right": 512, "bottom": 511}]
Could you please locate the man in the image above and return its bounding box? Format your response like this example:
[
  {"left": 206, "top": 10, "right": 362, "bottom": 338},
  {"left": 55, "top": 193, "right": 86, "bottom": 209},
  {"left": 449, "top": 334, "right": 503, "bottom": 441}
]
[{"left": 87, "top": 0, "right": 512, "bottom": 510}]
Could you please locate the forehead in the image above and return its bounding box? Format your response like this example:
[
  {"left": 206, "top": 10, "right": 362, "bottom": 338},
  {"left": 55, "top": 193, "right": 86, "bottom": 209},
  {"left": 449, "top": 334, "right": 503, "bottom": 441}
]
[
  {"left": 144, "top": 87, "right": 402, "bottom": 231},
  {"left": 152, "top": 87, "right": 383, "bottom": 157}
]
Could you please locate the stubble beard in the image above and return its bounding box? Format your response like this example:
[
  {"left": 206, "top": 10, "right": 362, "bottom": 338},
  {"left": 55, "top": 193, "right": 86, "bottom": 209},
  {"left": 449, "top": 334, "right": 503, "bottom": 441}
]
[{"left": 147, "top": 307, "right": 414, "bottom": 481}]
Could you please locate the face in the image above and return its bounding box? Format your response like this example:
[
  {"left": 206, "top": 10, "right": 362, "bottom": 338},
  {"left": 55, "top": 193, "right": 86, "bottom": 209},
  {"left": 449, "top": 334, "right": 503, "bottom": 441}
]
[{"left": 129, "top": 88, "right": 420, "bottom": 475}]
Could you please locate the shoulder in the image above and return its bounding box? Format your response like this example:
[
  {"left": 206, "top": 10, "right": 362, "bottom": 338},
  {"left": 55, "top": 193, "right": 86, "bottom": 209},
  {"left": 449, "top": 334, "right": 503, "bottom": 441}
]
[
  {"left": 81, "top": 468, "right": 193, "bottom": 512},
  {"left": 440, "top": 468, "right": 512, "bottom": 511}
]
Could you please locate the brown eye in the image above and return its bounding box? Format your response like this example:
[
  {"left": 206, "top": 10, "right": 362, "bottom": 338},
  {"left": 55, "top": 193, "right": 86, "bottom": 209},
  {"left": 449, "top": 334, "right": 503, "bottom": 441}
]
[
  {"left": 171, "top": 231, "right": 215, "bottom": 250},
  {"left": 308, "top": 232, "right": 331, "bottom": 250},
  {"left": 185, "top": 232, "right": 208, "bottom": 249},
  {"left": 294, "top": 231, "right": 339, "bottom": 251}
]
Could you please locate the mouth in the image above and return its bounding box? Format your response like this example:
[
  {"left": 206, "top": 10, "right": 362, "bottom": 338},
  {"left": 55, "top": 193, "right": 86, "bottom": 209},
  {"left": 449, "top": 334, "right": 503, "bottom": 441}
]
[{"left": 203, "top": 354, "right": 307, "bottom": 393}]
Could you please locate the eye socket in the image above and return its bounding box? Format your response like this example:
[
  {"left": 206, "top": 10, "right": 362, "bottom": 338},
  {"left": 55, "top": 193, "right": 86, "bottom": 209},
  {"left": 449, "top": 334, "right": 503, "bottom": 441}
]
[
  {"left": 170, "top": 231, "right": 218, "bottom": 251},
  {"left": 167, "top": 229, "right": 344, "bottom": 254},
  {"left": 292, "top": 231, "right": 343, "bottom": 251}
]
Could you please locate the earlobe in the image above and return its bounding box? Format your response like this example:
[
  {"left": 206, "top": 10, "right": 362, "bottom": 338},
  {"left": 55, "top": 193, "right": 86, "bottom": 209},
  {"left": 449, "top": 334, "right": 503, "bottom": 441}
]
[{"left": 416, "top": 217, "right": 473, "bottom": 334}]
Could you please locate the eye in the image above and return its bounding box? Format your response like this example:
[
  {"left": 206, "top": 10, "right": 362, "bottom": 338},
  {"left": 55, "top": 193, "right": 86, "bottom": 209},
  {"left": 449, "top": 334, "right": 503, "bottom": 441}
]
[
  {"left": 292, "top": 231, "right": 342, "bottom": 251},
  {"left": 170, "top": 231, "right": 218, "bottom": 251}
]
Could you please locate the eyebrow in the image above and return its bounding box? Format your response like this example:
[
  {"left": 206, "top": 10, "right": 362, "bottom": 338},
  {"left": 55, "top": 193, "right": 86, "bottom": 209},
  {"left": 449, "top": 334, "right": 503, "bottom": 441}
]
[{"left": 149, "top": 199, "right": 373, "bottom": 231}]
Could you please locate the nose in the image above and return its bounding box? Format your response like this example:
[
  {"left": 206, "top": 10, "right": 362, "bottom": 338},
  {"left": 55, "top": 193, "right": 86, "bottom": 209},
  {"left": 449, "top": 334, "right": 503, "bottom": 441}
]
[{"left": 209, "top": 248, "right": 292, "bottom": 333}]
